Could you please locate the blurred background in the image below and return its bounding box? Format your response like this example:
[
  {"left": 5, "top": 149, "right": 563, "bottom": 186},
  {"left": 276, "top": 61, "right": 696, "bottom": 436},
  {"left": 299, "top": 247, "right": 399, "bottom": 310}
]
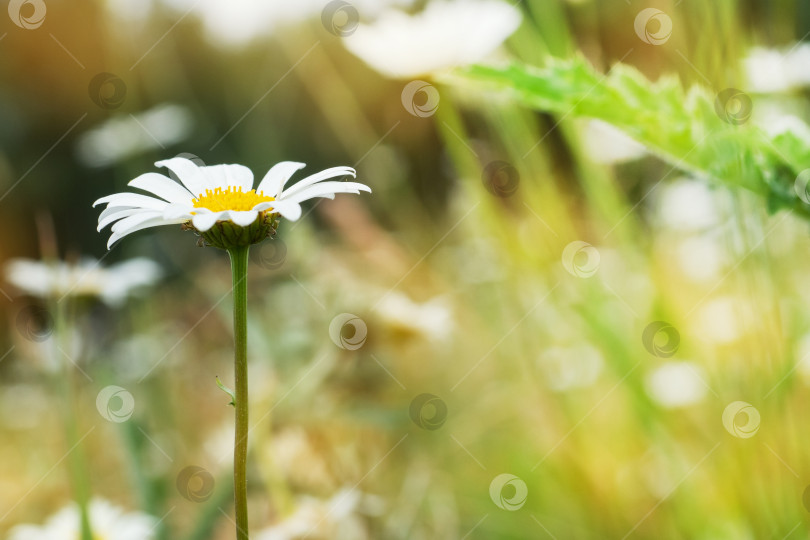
[{"left": 3, "top": 0, "right": 810, "bottom": 538}]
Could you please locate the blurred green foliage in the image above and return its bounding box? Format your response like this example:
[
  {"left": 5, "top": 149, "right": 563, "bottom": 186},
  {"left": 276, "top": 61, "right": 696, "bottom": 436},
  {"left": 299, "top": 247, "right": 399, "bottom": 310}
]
[{"left": 4, "top": 0, "right": 810, "bottom": 539}]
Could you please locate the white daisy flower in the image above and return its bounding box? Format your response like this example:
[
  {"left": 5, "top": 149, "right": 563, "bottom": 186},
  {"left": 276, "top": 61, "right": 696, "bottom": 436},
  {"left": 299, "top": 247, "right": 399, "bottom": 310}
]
[
  {"left": 342, "top": 0, "right": 522, "bottom": 79},
  {"left": 6, "top": 498, "right": 157, "bottom": 540},
  {"left": 5, "top": 257, "right": 161, "bottom": 307},
  {"left": 93, "top": 157, "right": 371, "bottom": 250}
]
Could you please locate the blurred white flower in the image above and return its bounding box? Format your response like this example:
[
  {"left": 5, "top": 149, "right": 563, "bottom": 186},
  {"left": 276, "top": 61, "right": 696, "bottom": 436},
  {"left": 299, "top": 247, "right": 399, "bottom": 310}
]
[
  {"left": 675, "top": 235, "right": 725, "bottom": 282},
  {"left": 375, "top": 292, "right": 453, "bottom": 341},
  {"left": 7, "top": 499, "right": 157, "bottom": 540},
  {"left": 160, "top": 0, "right": 414, "bottom": 46},
  {"left": 255, "top": 488, "right": 383, "bottom": 540},
  {"left": 579, "top": 119, "right": 647, "bottom": 164},
  {"left": 76, "top": 104, "right": 193, "bottom": 168},
  {"left": 759, "top": 111, "right": 810, "bottom": 143},
  {"left": 645, "top": 361, "right": 708, "bottom": 408},
  {"left": 744, "top": 45, "right": 810, "bottom": 93},
  {"left": 5, "top": 257, "right": 162, "bottom": 306},
  {"left": 693, "top": 297, "right": 745, "bottom": 345},
  {"left": 655, "top": 178, "right": 721, "bottom": 232},
  {"left": 343, "top": 0, "right": 521, "bottom": 79},
  {"left": 537, "top": 344, "right": 604, "bottom": 391}
]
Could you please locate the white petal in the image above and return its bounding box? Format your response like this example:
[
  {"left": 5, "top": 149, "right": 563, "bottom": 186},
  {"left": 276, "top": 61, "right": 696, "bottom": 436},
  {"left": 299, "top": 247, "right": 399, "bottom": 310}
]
[
  {"left": 253, "top": 200, "right": 302, "bottom": 220},
  {"left": 111, "top": 211, "right": 164, "bottom": 234},
  {"left": 252, "top": 201, "right": 275, "bottom": 212},
  {"left": 93, "top": 193, "right": 169, "bottom": 211},
  {"left": 280, "top": 166, "right": 356, "bottom": 198},
  {"left": 280, "top": 182, "right": 371, "bottom": 205},
  {"left": 229, "top": 210, "right": 260, "bottom": 226},
  {"left": 129, "top": 172, "right": 195, "bottom": 204},
  {"left": 256, "top": 162, "right": 306, "bottom": 197},
  {"left": 107, "top": 217, "right": 182, "bottom": 249},
  {"left": 191, "top": 211, "right": 225, "bottom": 231},
  {"left": 98, "top": 208, "right": 147, "bottom": 231},
  {"left": 98, "top": 205, "right": 134, "bottom": 221},
  {"left": 155, "top": 157, "right": 209, "bottom": 196},
  {"left": 163, "top": 205, "right": 197, "bottom": 220},
  {"left": 202, "top": 164, "right": 254, "bottom": 191}
]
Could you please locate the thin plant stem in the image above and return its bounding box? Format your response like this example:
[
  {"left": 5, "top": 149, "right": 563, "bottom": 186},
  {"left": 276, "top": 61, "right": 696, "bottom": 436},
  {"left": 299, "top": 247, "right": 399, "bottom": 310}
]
[
  {"left": 54, "top": 299, "right": 93, "bottom": 540},
  {"left": 228, "top": 246, "right": 250, "bottom": 540}
]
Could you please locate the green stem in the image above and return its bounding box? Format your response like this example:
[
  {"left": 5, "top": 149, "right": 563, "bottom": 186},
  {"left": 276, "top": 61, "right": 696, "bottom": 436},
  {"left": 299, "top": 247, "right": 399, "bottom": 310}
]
[
  {"left": 54, "top": 299, "right": 93, "bottom": 540},
  {"left": 228, "top": 246, "right": 250, "bottom": 540}
]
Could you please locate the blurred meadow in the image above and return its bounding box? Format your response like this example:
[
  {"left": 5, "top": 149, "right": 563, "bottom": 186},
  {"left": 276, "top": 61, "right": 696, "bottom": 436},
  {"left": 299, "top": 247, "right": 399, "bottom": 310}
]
[{"left": 3, "top": 0, "right": 810, "bottom": 538}]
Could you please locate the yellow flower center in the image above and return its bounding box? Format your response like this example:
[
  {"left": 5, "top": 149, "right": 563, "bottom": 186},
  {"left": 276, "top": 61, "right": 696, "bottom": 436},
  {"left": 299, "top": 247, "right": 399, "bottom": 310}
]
[{"left": 192, "top": 186, "right": 274, "bottom": 213}]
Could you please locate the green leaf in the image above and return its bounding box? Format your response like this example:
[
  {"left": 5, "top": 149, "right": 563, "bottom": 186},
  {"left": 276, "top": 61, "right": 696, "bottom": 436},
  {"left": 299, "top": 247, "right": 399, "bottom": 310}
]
[{"left": 455, "top": 57, "right": 810, "bottom": 221}]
